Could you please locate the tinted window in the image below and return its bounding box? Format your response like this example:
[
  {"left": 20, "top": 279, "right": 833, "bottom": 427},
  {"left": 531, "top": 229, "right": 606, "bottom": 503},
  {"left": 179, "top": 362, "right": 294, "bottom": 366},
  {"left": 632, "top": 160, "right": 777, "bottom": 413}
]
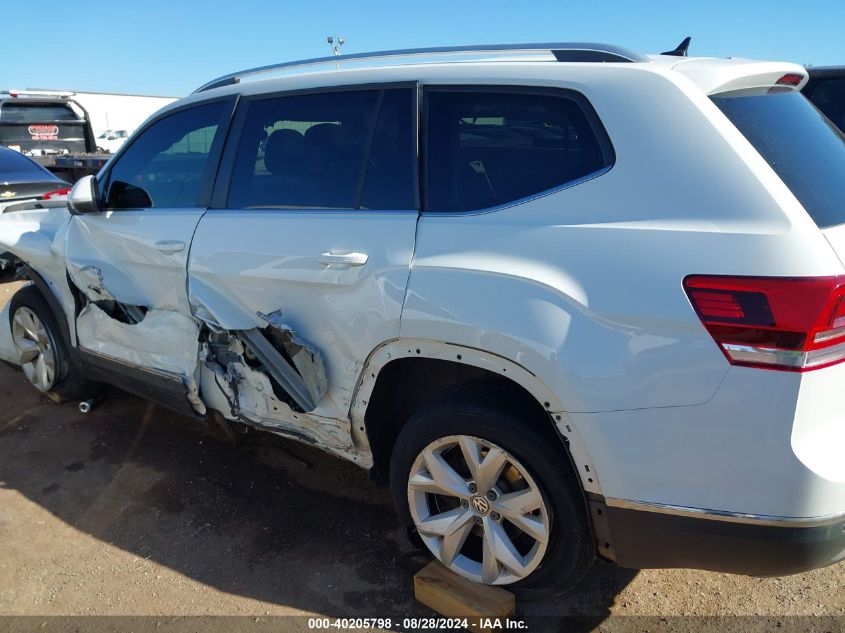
[
  {"left": 713, "top": 90, "right": 845, "bottom": 228},
  {"left": 424, "top": 88, "right": 610, "bottom": 212},
  {"left": 0, "top": 102, "right": 80, "bottom": 122},
  {"left": 0, "top": 149, "right": 54, "bottom": 179},
  {"left": 809, "top": 78, "right": 845, "bottom": 133},
  {"left": 104, "top": 101, "right": 225, "bottom": 209},
  {"left": 228, "top": 88, "right": 415, "bottom": 210}
]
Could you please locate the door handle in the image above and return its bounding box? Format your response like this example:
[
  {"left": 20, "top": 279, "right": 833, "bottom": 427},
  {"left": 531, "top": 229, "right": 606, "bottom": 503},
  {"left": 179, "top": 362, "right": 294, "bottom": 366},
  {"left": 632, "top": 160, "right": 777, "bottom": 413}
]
[
  {"left": 154, "top": 240, "right": 186, "bottom": 255},
  {"left": 319, "top": 251, "right": 369, "bottom": 267}
]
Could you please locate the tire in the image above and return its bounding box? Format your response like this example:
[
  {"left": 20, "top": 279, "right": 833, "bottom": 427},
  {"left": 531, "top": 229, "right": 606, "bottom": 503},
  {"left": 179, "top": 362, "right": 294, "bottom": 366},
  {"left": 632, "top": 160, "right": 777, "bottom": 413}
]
[
  {"left": 9, "top": 285, "right": 92, "bottom": 401},
  {"left": 390, "top": 383, "right": 595, "bottom": 599}
]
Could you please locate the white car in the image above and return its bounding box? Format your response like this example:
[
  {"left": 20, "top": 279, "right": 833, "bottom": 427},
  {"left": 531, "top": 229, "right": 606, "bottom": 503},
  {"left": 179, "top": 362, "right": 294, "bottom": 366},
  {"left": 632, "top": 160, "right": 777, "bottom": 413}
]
[
  {"left": 95, "top": 129, "right": 129, "bottom": 153},
  {"left": 1, "top": 42, "right": 844, "bottom": 597}
]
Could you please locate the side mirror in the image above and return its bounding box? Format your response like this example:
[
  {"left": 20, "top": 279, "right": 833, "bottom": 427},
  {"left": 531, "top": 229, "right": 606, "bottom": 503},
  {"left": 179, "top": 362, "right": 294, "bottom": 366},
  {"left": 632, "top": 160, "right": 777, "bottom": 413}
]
[{"left": 68, "top": 175, "right": 101, "bottom": 215}]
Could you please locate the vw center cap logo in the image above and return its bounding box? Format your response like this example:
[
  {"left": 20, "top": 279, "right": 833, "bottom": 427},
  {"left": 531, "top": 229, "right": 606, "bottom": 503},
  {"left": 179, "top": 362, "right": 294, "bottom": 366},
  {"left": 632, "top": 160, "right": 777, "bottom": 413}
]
[{"left": 470, "top": 495, "right": 491, "bottom": 515}]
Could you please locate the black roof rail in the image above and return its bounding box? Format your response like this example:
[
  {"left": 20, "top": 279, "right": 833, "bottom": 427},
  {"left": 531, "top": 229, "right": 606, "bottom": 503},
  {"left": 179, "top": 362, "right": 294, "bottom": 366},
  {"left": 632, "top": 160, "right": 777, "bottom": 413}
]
[{"left": 193, "top": 42, "right": 646, "bottom": 93}]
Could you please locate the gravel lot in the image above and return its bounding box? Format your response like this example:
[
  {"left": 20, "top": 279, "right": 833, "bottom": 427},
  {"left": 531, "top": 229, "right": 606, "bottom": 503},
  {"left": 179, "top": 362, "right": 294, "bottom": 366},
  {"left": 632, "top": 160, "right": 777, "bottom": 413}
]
[{"left": 0, "top": 280, "right": 842, "bottom": 631}]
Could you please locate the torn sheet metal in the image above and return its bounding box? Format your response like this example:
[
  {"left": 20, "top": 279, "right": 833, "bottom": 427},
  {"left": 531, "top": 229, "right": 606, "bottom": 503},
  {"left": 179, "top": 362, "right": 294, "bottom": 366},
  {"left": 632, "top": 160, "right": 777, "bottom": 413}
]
[
  {"left": 257, "top": 310, "right": 328, "bottom": 405},
  {"left": 77, "top": 304, "right": 205, "bottom": 414},
  {"left": 67, "top": 262, "right": 116, "bottom": 302},
  {"left": 239, "top": 328, "right": 316, "bottom": 412},
  {"left": 199, "top": 357, "right": 350, "bottom": 450}
]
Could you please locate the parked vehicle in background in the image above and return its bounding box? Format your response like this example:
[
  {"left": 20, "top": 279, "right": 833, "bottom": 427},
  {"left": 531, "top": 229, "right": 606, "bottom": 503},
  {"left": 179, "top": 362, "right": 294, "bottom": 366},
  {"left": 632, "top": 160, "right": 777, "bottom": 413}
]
[
  {"left": 95, "top": 129, "right": 129, "bottom": 154},
  {"left": 0, "top": 146, "right": 70, "bottom": 276},
  {"left": 0, "top": 146, "right": 70, "bottom": 203},
  {"left": 803, "top": 67, "right": 845, "bottom": 133},
  {"left": 0, "top": 42, "right": 844, "bottom": 598},
  {"left": 0, "top": 90, "right": 97, "bottom": 156}
]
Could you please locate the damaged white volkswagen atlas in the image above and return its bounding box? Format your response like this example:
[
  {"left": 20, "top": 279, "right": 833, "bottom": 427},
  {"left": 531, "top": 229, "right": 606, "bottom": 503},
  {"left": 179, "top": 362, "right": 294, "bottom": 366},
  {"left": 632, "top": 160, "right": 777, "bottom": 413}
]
[{"left": 1, "top": 42, "right": 844, "bottom": 597}]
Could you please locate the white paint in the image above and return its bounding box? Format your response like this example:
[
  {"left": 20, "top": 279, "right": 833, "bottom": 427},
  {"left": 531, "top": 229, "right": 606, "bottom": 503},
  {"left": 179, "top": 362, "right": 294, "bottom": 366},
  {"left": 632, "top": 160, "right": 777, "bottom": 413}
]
[
  {"left": 76, "top": 303, "right": 200, "bottom": 378},
  {"left": 0, "top": 52, "right": 842, "bottom": 533},
  {"left": 188, "top": 210, "right": 418, "bottom": 420},
  {"left": 0, "top": 300, "right": 17, "bottom": 363},
  {"left": 65, "top": 208, "right": 206, "bottom": 314}
]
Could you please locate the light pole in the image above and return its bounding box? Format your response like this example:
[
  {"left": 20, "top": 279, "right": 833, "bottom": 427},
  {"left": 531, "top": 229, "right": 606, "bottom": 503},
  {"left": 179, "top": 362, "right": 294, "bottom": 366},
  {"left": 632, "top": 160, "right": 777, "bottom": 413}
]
[{"left": 327, "top": 36, "right": 345, "bottom": 56}]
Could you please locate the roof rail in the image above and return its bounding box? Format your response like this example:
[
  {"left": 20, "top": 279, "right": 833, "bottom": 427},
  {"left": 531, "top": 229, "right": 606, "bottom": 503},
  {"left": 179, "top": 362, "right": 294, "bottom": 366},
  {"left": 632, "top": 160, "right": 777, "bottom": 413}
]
[{"left": 193, "top": 42, "right": 646, "bottom": 93}]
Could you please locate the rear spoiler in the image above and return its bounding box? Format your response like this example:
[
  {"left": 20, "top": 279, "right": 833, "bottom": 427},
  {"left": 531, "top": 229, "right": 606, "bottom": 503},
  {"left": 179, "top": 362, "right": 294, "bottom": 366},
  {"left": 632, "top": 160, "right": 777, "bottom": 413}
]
[{"left": 671, "top": 59, "right": 809, "bottom": 95}]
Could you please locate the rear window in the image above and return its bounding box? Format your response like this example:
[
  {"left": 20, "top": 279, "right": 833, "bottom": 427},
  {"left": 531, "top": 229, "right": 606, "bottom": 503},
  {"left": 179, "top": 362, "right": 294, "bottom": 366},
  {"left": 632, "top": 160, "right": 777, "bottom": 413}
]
[
  {"left": 0, "top": 102, "right": 80, "bottom": 123},
  {"left": 0, "top": 149, "right": 51, "bottom": 179},
  {"left": 712, "top": 90, "right": 845, "bottom": 228}
]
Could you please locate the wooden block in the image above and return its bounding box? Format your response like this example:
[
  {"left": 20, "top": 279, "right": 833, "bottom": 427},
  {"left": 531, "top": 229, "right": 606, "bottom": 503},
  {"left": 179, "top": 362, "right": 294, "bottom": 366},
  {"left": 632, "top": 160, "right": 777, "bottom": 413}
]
[{"left": 414, "top": 561, "right": 515, "bottom": 623}]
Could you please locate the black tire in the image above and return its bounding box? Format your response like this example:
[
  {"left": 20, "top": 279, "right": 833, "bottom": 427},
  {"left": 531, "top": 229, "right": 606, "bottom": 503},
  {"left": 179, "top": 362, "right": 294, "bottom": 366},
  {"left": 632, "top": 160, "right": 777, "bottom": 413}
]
[
  {"left": 389, "top": 383, "right": 595, "bottom": 599},
  {"left": 9, "top": 285, "right": 93, "bottom": 401}
]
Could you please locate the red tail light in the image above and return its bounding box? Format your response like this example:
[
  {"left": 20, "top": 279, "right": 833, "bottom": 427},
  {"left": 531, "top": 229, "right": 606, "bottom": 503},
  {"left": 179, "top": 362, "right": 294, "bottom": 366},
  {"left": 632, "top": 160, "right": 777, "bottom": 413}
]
[
  {"left": 776, "top": 73, "right": 805, "bottom": 87},
  {"left": 684, "top": 275, "right": 845, "bottom": 372},
  {"left": 41, "top": 187, "right": 71, "bottom": 200}
]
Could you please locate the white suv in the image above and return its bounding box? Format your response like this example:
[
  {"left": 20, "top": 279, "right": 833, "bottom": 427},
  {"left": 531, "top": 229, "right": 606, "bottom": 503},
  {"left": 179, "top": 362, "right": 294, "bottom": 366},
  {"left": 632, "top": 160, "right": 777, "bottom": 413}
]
[{"left": 1, "top": 43, "right": 844, "bottom": 597}]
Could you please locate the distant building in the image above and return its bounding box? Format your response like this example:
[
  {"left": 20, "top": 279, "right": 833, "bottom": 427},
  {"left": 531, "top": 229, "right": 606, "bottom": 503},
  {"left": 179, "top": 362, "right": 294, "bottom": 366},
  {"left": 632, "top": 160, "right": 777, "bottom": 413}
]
[{"left": 29, "top": 88, "right": 178, "bottom": 137}]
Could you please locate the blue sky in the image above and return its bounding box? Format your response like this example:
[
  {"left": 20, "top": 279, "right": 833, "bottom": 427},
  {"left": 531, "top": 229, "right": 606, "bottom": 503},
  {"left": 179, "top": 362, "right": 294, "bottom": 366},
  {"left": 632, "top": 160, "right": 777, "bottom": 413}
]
[{"left": 2, "top": 0, "right": 844, "bottom": 96}]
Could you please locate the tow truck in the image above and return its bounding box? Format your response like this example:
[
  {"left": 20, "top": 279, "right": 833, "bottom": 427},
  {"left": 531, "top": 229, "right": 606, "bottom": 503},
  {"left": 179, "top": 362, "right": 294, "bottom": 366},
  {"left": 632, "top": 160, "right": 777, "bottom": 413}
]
[{"left": 0, "top": 89, "right": 111, "bottom": 182}]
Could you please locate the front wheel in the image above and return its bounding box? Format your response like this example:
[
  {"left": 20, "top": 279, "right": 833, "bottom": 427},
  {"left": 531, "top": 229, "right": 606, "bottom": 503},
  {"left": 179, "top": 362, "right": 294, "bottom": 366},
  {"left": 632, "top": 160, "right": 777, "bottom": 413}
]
[
  {"left": 390, "top": 385, "right": 595, "bottom": 598},
  {"left": 9, "top": 285, "right": 92, "bottom": 400}
]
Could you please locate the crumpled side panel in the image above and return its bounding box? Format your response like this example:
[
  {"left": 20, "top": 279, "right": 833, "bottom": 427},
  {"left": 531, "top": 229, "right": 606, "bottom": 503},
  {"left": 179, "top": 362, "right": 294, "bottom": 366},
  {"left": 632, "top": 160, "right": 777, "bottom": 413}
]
[
  {"left": 67, "top": 262, "right": 116, "bottom": 302},
  {"left": 259, "top": 310, "right": 328, "bottom": 405},
  {"left": 77, "top": 303, "right": 201, "bottom": 378}
]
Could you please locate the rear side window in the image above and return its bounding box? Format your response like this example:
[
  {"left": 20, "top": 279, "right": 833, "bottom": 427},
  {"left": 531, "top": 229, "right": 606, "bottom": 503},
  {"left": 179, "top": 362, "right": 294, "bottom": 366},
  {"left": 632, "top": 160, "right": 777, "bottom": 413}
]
[
  {"left": 713, "top": 90, "right": 845, "bottom": 228},
  {"left": 104, "top": 101, "right": 227, "bottom": 209},
  {"left": 228, "top": 87, "right": 416, "bottom": 210},
  {"left": 424, "top": 88, "right": 612, "bottom": 212},
  {"left": 1, "top": 102, "right": 80, "bottom": 122}
]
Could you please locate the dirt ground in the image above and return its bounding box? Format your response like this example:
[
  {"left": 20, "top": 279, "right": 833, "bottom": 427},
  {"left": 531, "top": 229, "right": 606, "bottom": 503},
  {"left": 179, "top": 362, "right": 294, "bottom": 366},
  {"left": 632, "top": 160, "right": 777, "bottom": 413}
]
[{"left": 0, "top": 281, "right": 842, "bottom": 631}]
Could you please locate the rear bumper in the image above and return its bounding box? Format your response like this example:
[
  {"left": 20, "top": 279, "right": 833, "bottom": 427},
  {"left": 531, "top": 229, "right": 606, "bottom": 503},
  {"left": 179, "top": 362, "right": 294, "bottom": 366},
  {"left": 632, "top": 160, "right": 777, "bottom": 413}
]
[{"left": 606, "top": 503, "right": 845, "bottom": 576}]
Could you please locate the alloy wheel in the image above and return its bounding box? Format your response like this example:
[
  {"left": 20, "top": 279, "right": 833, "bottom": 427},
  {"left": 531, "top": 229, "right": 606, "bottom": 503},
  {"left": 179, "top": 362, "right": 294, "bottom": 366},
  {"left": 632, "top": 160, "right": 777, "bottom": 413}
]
[
  {"left": 407, "top": 434, "right": 550, "bottom": 585},
  {"left": 11, "top": 306, "right": 57, "bottom": 392}
]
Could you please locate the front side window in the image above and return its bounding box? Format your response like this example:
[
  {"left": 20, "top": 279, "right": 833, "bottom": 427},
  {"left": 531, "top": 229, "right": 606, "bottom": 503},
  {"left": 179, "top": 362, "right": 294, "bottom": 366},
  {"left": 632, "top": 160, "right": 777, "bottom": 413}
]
[
  {"left": 228, "top": 87, "right": 416, "bottom": 210},
  {"left": 103, "top": 101, "right": 226, "bottom": 209},
  {"left": 424, "top": 88, "right": 612, "bottom": 212}
]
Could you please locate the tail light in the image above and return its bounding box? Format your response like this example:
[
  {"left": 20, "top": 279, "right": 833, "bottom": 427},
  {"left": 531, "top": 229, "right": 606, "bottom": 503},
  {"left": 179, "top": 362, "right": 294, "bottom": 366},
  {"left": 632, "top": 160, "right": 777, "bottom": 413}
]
[
  {"left": 683, "top": 275, "right": 845, "bottom": 372},
  {"left": 775, "top": 73, "right": 805, "bottom": 87},
  {"left": 41, "top": 187, "right": 71, "bottom": 200}
]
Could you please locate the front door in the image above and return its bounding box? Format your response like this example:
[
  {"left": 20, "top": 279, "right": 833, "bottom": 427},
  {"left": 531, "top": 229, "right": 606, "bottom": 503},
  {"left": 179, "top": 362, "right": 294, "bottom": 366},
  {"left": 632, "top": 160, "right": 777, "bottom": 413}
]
[
  {"left": 188, "top": 85, "right": 419, "bottom": 419},
  {"left": 65, "top": 99, "right": 233, "bottom": 315}
]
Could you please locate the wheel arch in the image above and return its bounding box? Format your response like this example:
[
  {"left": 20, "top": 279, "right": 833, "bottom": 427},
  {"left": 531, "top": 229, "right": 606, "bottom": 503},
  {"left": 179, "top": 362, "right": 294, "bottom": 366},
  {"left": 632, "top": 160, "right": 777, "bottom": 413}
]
[
  {"left": 350, "top": 338, "right": 603, "bottom": 500},
  {"left": 17, "top": 266, "right": 78, "bottom": 360}
]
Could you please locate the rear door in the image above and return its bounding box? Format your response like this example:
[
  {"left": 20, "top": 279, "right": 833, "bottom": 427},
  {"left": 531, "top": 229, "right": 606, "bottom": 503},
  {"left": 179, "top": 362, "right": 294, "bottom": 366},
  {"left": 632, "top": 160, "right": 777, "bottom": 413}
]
[{"left": 188, "top": 85, "right": 419, "bottom": 418}]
